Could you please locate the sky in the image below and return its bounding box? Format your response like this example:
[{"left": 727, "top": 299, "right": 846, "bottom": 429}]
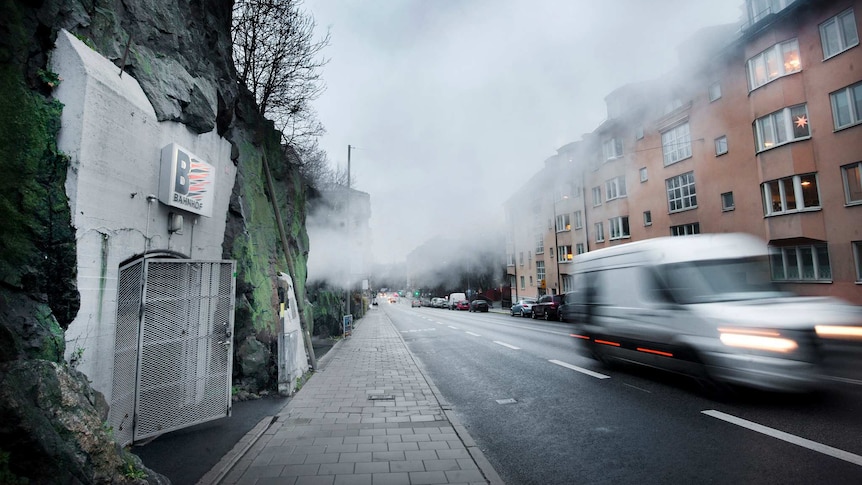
[{"left": 306, "top": 0, "right": 744, "bottom": 265}]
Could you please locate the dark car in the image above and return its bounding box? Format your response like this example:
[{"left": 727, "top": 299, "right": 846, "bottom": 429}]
[
  {"left": 558, "top": 291, "right": 585, "bottom": 323},
  {"left": 510, "top": 298, "right": 538, "bottom": 317},
  {"left": 469, "top": 299, "right": 489, "bottom": 312},
  {"left": 532, "top": 294, "right": 565, "bottom": 320},
  {"left": 455, "top": 300, "right": 470, "bottom": 311}
]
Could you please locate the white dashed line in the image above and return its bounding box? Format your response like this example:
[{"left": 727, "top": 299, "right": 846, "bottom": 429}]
[
  {"left": 702, "top": 410, "right": 862, "bottom": 467},
  {"left": 548, "top": 359, "right": 611, "bottom": 379},
  {"left": 493, "top": 341, "right": 521, "bottom": 350},
  {"left": 448, "top": 326, "right": 459, "bottom": 329},
  {"left": 465, "top": 332, "right": 481, "bottom": 337}
]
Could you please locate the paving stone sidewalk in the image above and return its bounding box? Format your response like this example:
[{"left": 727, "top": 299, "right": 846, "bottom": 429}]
[{"left": 203, "top": 307, "right": 503, "bottom": 485}]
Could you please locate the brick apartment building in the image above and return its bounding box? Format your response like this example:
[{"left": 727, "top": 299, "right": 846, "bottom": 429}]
[{"left": 506, "top": 0, "right": 862, "bottom": 305}]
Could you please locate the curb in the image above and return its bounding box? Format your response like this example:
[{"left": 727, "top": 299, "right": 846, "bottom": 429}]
[{"left": 383, "top": 310, "right": 506, "bottom": 485}]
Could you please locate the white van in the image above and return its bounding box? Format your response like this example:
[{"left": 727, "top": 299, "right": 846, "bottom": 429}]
[
  {"left": 447, "top": 292, "right": 467, "bottom": 310},
  {"left": 568, "top": 233, "right": 862, "bottom": 392}
]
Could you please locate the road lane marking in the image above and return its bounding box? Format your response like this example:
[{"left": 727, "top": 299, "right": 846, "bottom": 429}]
[
  {"left": 448, "top": 326, "right": 459, "bottom": 329},
  {"left": 548, "top": 359, "right": 611, "bottom": 379},
  {"left": 465, "top": 332, "right": 481, "bottom": 337},
  {"left": 622, "top": 383, "right": 652, "bottom": 393},
  {"left": 493, "top": 341, "right": 521, "bottom": 350},
  {"left": 702, "top": 410, "right": 862, "bottom": 467}
]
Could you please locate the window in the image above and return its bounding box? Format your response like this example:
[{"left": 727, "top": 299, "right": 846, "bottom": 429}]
[
  {"left": 644, "top": 211, "right": 652, "bottom": 226},
  {"left": 639, "top": 167, "right": 648, "bottom": 182},
  {"left": 507, "top": 253, "right": 515, "bottom": 266},
  {"left": 842, "top": 162, "right": 862, "bottom": 205},
  {"left": 519, "top": 252, "right": 524, "bottom": 265},
  {"left": 537, "top": 261, "right": 545, "bottom": 285},
  {"left": 509, "top": 275, "right": 516, "bottom": 288},
  {"left": 573, "top": 210, "right": 583, "bottom": 229},
  {"left": 721, "top": 192, "right": 735, "bottom": 211},
  {"left": 820, "top": 9, "right": 859, "bottom": 59},
  {"left": 603, "top": 138, "right": 623, "bottom": 161},
  {"left": 592, "top": 187, "right": 602, "bottom": 206},
  {"left": 666, "top": 172, "right": 697, "bottom": 212},
  {"left": 854, "top": 242, "right": 862, "bottom": 282},
  {"left": 535, "top": 232, "right": 544, "bottom": 254},
  {"left": 556, "top": 213, "right": 571, "bottom": 232},
  {"left": 557, "top": 245, "right": 573, "bottom": 263},
  {"left": 562, "top": 275, "right": 574, "bottom": 293},
  {"left": 748, "top": 0, "right": 797, "bottom": 25},
  {"left": 762, "top": 173, "right": 821, "bottom": 216},
  {"left": 635, "top": 127, "right": 644, "bottom": 140},
  {"left": 520, "top": 275, "right": 525, "bottom": 289},
  {"left": 661, "top": 122, "right": 692, "bottom": 166},
  {"left": 715, "top": 136, "right": 728, "bottom": 156},
  {"left": 609, "top": 216, "right": 630, "bottom": 240},
  {"left": 576, "top": 243, "right": 585, "bottom": 255},
  {"left": 746, "top": 39, "right": 801, "bottom": 90},
  {"left": 769, "top": 244, "right": 832, "bottom": 281},
  {"left": 755, "top": 104, "right": 810, "bottom": 152},
  {"left": 595, "top": 222, "right": 605, "bottom": 242},
  {"left": 605, "top": 176, "right": 627, "bottom": 201},
  {"left": 529, "top": 276, "right": 533, "bottom": 286},
  {"left": 671, "top": 223, "right": 700, "bottom": 236},
  {"left": 709, "top": 82, "right": 722, "bottom": 102},
  {"left": 830, "top": 82, "right": 862, "bottom": 130}
]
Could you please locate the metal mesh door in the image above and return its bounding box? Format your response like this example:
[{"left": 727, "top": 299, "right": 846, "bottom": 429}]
[{"left": 109, "top": 258, "right": 236, "bottom": 445}]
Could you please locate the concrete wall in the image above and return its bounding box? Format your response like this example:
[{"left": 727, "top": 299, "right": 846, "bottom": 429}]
[{"left": 51, "top": 30, "right": 236, "bottom": 400}]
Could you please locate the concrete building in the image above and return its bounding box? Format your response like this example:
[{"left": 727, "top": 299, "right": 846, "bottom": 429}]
[{"left": 506, "top": 0, "right": 862, "bottom": 305}]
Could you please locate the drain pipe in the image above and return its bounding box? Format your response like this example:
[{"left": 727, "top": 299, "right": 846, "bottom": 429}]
[{"left": 260, "top": 151, "right": 318, "bottom": 371}]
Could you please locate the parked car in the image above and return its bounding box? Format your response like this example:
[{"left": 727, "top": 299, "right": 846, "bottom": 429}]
[
  {"left": 430, "top": 297, "right": 446, "bottom": 308},
  {"left": 568, "top": 233, "right": 862, "bottom": 392},
  {"left": 411, "top": 300, "right": 421, "bottom": 308},
  {"left": 532, "top": 294, "right": 564, "bottom": 320},
  {"left": 455, "top": 300, "right": 470, "bottom": 311},
  {"left": 448, "top": 292, "right": 467, "bottom": 310},
  {"left": 558, "top": 292, "right": 580, "bottom": 322},
  {"left": 510, "top": 298, "right": 538, "bottom": 317},
  {"left": 469, "top": 299, "right": 489, "bottom": 312}
]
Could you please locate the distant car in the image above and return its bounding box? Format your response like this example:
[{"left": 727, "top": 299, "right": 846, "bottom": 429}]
[
  {"left": 532, "top": 294, "right": 564, "bottom": 320},
  {"left": 411, "top": 300, "right": 421, "bottom": 308},
  {"left": 431, "top": 297, "right": 447, "bottom": 308},
  {"left": 455, "top": 300, "right": 470, "bottom": 311},
  {"left": 510, "top": 298, "right": 538, "bottom": 317},
  {"left": 469, "top": 299, "right": 489, "bottom": 312}
]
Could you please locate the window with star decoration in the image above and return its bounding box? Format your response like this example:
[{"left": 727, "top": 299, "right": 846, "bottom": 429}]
[{"left": 754, "top": 104, "right": 810, "bottom": 152}]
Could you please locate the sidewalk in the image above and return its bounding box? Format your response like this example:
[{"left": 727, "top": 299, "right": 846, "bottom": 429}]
[{"left": 200, "top": 307, "right": 503, "bottom": 485}]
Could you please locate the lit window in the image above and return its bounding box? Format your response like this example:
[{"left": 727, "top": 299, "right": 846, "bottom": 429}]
[
  {"left": 666, "top": 172, "right": 697, "bottom": 212},
  {"left": 755, "top": 104, "right": 810, "bottom": 152},
  {"left": 573, "top": 210, "right": 583, "bottom": 229},
  {"left": 842, "top": 162, "right": 862, "bottom": 205},
  {"left": 595, "top": 222, "right": 605, "bottom": 243},
  {"left": 608, "top": 216, "right": 630, "bottom": 240},
  {"left": 639, "top": 167, "right": 648, "bottom": 182},
  {"left": 830, "top": 82, "right": 862, "bottom": 130},
  {"left": 643, "top": 211, "right": 652, "bottom": 226},
  {"left": 761, "top": 173, "right": 821, "bottom": 216},
  {"left": 592, "top": 187, "right": 602, "bottom": 206},
  {"left": 747, "top": 39, "right": 801, "bottom": 90},
  {"left": 603, "top": 138, "right": 623, "bottom": 161},
  {"left": 557, "top": 246, "right": 573, "bottom": 263},
  {"left": 661, "top": 122, "right": 692, "bottom": 166},
  {"left": 670, "top": 223, "right": 700, "bottom": 236},
  {"left": 605, "top": 176, "right": 627, "bottom": 201},
  {"left": 721, "top": 192, "right": 735, "bottom": 211},
  {"left": 709, "top": 82, "right": 722, "bottom": 102},
  {"left": 769, "top": 244, "right": 832, "bottom": 281},
  {"left": 820, "top": 9, "right": 859, "bottom": 59},
  {"left": 715, "top": 136, "right": 728, "bottom": 156},
  {"left": 556, "top": 213, "right": 571, "bottom": 232}
]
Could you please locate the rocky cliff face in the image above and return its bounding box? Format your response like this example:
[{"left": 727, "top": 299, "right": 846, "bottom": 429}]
[{"left": 0, "top": 0, "right": 312, "bottom": 482}]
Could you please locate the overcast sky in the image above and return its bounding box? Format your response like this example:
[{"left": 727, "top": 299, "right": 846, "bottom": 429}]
[{"left": 307, "top": 0, "right": 744, "bottom": 265}]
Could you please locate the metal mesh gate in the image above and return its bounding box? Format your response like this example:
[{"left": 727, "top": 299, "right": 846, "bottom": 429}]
[{"left": 109, "top": 258, "right": 236, "bottom": 446}]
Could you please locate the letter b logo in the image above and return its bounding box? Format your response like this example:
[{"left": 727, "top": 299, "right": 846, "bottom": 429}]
[{"left": 175, "top": 149, "right": 190, "bottom": 195}]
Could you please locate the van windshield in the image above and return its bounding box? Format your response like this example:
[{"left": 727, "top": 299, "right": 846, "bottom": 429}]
[{"left": 659, "top": 257, "right": 791, "bottom": 304}]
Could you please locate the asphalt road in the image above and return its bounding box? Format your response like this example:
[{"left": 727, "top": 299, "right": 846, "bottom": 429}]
[{"left": 384, "top": 301, "right": 862, "bottom": 485}]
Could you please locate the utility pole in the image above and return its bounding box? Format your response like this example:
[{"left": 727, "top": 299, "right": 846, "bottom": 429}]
[{"left": 344, "top": 145, "right": 352, "bottom": 320}]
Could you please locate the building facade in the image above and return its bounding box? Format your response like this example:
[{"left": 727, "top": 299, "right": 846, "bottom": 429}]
[{"left": 506, "top": 0, "right": 862, "bottom": 305}]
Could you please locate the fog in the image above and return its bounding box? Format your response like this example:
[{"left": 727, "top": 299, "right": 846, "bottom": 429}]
[{"left": 307, "top": 0, "right": 744, "bottom": 266}]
